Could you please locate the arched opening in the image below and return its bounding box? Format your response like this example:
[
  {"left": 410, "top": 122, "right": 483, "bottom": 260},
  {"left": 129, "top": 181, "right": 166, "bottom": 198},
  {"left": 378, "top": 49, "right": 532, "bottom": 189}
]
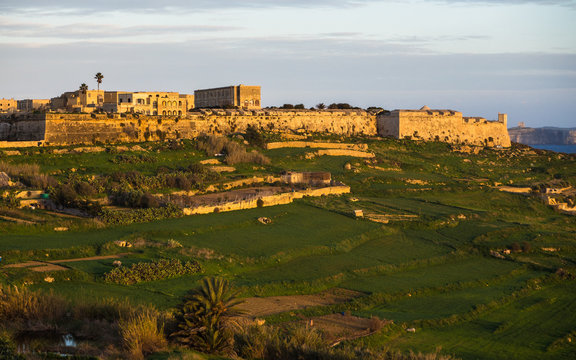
[
  {"left": 153, "top": 111, "right": 158, "bottom": 115},
  {"left": 162, "top": 110, "right": 166, "bottom": 116},
  {"left": 179, "top": 101, "right": 182, "bottom": 106},
  {"left": 178, "top": 110, "right": 182, "bottom": 115},
  {"left": 162, "top": 101, "right": 166, "bottom": 106}
]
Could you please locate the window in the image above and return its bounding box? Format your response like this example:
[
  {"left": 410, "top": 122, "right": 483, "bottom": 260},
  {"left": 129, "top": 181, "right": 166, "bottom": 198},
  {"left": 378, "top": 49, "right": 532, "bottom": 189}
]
[
  {"left": 179, "top": 101, "right": 182, "bottom": 106},
  {"left": 162, "top": 101, "right": 166, "bottom": 106},
  {"left": 162, "top": 110, "right": 166, "bottom": 116}
]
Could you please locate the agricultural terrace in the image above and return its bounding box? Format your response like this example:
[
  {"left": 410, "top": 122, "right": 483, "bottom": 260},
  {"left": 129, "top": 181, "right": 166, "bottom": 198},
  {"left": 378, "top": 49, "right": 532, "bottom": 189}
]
[{"left": 0, "top": 133, "right": 575, "bottom": 360}]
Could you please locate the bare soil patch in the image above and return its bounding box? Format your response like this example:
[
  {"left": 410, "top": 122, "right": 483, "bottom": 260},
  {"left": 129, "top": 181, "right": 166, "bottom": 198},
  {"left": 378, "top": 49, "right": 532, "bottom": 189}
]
[
  {"left": 52, "top": 253, "right": 131, "bottom": 263},
  {"left": 237, "top": 288, "right": 362, "bottom": 318},
  {"left": 4, "top": 261, "right": 46, "bottom": 268},
  {"left": 306, "top": 313, "right": 378, "bottom": 345},
  {"left": 30, "top": 264, "right": 69, "bottom": 272},
  {"left": 3, "top": 253, "right": 131, "bottom": 272},
  {"left": 0, "top": 215, "right": 36, "bottom": 224}
]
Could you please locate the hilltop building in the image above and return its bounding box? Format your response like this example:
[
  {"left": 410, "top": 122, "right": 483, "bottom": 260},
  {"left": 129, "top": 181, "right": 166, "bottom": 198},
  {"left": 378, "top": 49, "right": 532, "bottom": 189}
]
[
  {"left": 103, "top": 91, "right": 193, "bottom": 115},
  {"left": 376, "top": 106, "right": 511, "bottom": 147},
  {"left": 194, "top": 85, "right": 261, "bottom": 109},
  {"left": 50, "top": 90, "right": 194, "bottom": 115},
  {"left": 17, "top": 99, "right": 50, "bottom": 112},
  {"left": 0, "top": 98, "right": 17, "bottom": 113},
  {"left": 50, "top": 90, "right": 104, "bottom": 113}
]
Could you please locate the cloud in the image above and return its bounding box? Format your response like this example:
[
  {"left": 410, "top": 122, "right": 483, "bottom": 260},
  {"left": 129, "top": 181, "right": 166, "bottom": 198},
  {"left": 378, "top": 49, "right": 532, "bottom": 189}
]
[
  {"left": 0, "top": 21, "right": 240, "bottom": 41},
  {"left": 0, "top": 0, "right": 379, "bottom": 15},
  {"left": 1, "top": 0, "right": 574, "bottom": 16}
]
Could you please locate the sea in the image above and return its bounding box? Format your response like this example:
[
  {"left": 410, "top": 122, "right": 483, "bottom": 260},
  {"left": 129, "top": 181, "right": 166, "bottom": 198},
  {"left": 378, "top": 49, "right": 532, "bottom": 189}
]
[{"left": 531, "top": 145, "right": 576, "bottom": 154}]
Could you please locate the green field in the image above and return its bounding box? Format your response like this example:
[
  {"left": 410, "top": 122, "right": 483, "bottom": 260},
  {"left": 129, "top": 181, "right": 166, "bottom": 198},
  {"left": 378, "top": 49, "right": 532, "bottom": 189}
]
[{"left": 1, "top": 137, "right": 575, "bottom": 359}]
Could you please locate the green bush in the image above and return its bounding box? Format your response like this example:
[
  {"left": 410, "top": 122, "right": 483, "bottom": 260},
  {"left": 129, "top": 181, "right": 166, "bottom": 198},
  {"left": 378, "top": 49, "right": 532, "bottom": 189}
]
[
  {"left": 104, "top": 259, "right": 202, "bottom": 285},
  {"left": 98, "top": 204, "right": 183, "bottom": 225}
]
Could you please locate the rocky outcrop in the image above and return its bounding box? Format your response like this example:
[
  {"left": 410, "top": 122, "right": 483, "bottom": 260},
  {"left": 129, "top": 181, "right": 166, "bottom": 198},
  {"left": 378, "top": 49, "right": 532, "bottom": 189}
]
[{"left": 508, "top": 127, "right": 576, "bottom": 145}]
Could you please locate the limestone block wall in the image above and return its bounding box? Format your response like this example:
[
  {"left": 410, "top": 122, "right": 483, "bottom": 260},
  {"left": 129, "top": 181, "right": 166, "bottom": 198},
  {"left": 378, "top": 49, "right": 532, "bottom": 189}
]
[
  {"left": 377, "top": 110, "right": 511, "bottom": 147},
  {"left": 0, "top": 110, "right": 377, "bottom": 146},
  {"left": 196, "top": 110, "right": 377, "bottom": 136},
  {"left": 0, "top": 117, "right": 45, "bottom": 141},
  {"left": 1, "top": 108, "right": 510, "bottom": 147}
]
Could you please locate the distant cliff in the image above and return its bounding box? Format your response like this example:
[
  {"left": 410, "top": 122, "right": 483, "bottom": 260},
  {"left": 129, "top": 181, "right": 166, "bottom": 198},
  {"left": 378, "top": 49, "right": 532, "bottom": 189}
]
[{"left": 508, "top": 126, "right": 576, "bottom": 145}]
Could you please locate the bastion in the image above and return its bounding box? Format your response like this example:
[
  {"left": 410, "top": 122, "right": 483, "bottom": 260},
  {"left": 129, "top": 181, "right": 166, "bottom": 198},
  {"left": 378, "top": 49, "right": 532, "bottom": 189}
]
[
  {"left": 0, "top": 107, "right": 511, "bottom": 147},
  {"left": 376, "top": 107, "right": 511, "bottom": 147}
]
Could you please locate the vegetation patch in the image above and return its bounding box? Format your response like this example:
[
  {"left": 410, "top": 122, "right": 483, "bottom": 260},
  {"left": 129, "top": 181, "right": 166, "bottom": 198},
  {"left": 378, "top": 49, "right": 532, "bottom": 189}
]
[{"left": 104, "top": 259, "right": 202, "bottom": 285}]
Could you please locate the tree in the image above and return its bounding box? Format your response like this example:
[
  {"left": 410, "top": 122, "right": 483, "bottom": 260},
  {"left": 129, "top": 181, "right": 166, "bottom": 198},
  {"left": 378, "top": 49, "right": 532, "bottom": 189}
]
[
  {"left": 94, "top": 72, "right": 104, "bottom": 90},
  {"left": 316, "top": 103, "right": 326, "bottom": 110},
  {"left": 172, "top": 277, "right": 242, "bottom": 354},
  {"left": 79, "top": 83, "right": 88, "bottom": 93}
]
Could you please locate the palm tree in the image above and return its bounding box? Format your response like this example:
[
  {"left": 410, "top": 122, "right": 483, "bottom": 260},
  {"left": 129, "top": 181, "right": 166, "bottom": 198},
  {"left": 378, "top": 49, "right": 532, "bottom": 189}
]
[
  {"left": 172, "top": 277, "right": 242, "bottom": 354},
  {"left": 316, "top": 103, "right": 326, "bottom": 110},
  {"left": 79, "top": 83, "right": 88, "bottom": 93},
  {"left": 94, "top": 72, "right": 104, "bottom": 90}
]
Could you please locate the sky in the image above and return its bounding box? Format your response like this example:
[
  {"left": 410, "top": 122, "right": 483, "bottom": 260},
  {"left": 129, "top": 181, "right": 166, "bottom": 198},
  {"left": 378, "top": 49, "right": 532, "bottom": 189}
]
[{"left": 0, "top": 0, "right": 575, "bottom": 127}]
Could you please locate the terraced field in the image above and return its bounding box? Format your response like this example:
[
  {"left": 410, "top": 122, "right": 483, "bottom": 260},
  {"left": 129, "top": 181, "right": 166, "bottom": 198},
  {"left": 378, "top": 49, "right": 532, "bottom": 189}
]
[{"left": 1, "top": 137, "right": 575, "bottom": 359}]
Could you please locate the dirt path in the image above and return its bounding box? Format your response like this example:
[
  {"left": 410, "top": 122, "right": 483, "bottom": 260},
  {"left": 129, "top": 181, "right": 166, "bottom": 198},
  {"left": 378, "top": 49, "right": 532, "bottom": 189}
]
[
  {"left": 51, "top": 253, "right": 131, "bottom": 263},
  {"left": 0, "top": 215, "right": 36, "bottom": 224},
  {"left": 237, "top": 288, "right": 363, "bottom": 318},
  {"left": 2, "top": 253, "right": 131, "bottom": 272}
]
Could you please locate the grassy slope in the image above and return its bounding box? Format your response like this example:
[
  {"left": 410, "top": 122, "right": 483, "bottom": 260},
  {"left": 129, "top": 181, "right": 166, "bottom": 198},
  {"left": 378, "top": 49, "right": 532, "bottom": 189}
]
[{"left": 1, "top": 138, "right": 575, "bottom": 359}]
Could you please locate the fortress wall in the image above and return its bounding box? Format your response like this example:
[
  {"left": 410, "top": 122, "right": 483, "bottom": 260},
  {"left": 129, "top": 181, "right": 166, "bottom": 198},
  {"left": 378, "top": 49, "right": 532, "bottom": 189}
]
[
  {"left": 1, "top": 109, "right": 510, "bottom": 147},
  {"left": 377, "top": 111, "right": 511, "bottom": 147},
  {"left": 0, "top": 117, "right": 46, "bottom": 141},
  {"left": 197, "top": 111, "right": 377, "bottom": 136},
  {"left": 1, "top": 111, "right": 376, "bottom": 146}
]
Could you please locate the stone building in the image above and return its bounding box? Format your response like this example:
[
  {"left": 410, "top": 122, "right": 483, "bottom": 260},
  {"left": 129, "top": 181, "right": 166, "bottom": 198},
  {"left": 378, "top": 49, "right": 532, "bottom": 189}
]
[
  {"left": 17, "top": 99, "right": 50, "bottom": 112},
  {"left": 194, "top": 85, "right": 261, "bottom": 109},
  {"left": 377, "top": 106, "right": 511, "bottom": 147},
  {"left": 281, "top": 171, "right": 331, "bottom": 186},
  {"left": 0, "top": 98, "right": 17, "bottom": 113},
  {"left": 50, "top": 90, "right": 104, "bottom": 112},
  {"left": 103, "top": 91, "right": 193, "bottom": 115}
]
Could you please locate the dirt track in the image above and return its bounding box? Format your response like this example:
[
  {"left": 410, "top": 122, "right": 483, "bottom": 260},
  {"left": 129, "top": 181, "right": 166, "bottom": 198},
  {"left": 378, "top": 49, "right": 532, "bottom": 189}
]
[
  {"left": 237, "top": 288, "right": 362, "bottom": 317},
  {"left": 2, "top": 253, "right": 131, "bottom": 272}
]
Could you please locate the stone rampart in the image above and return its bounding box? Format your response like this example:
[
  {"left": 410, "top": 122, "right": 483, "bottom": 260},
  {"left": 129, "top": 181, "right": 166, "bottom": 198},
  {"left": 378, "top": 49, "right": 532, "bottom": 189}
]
[
  {"left": 0, "top": 110, "right": 376, "bottom": 146},
  {"left": 377, "top": 110, "right": 511, "bottom": 147},
  {"left": 0, "top": 108, "right": 511, "bottom": 147}
]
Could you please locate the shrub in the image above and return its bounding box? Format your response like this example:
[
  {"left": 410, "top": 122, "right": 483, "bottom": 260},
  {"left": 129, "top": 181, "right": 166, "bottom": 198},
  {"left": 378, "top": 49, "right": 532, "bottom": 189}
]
[
  {"left": 98, "top": 204, "right": 184, "bottom": 225},
  {"left": 0, "top": 332, "right": 24, "bottom": 360},
  {"left": 0, "top": 161, "right": 56, "bottom": 189},
  {"left": 76, "top": 181, "right": 97, "bottom": 197},
  {"left": 140, "top": 193, "right": 160, "bottom": 208},
  {"left": 111, "top": 154, "right": 155, "bottom": 164},
  {"left": 0, "top": 285, "right": 68, "bottom": 329},
  {"left": 119, "top": 311, "right": 167, "bottom": 360},
  {"left": 52, "top": 184, "right": 78, "bottom": 206},
  {"left": 172, "top": 278, "right": 242, "bottom": 355},
  {"left": 104, "top": 259, "right": 202, "bottom": 285},
  {"left": 196, "top": 135, "right": 270, "bottom": 165},
  {"left": 0, "top": 192, "right": 20, "bottom": 208},
  {"left": 245, "top": 125, "right": 266, "bottom": 149}
]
